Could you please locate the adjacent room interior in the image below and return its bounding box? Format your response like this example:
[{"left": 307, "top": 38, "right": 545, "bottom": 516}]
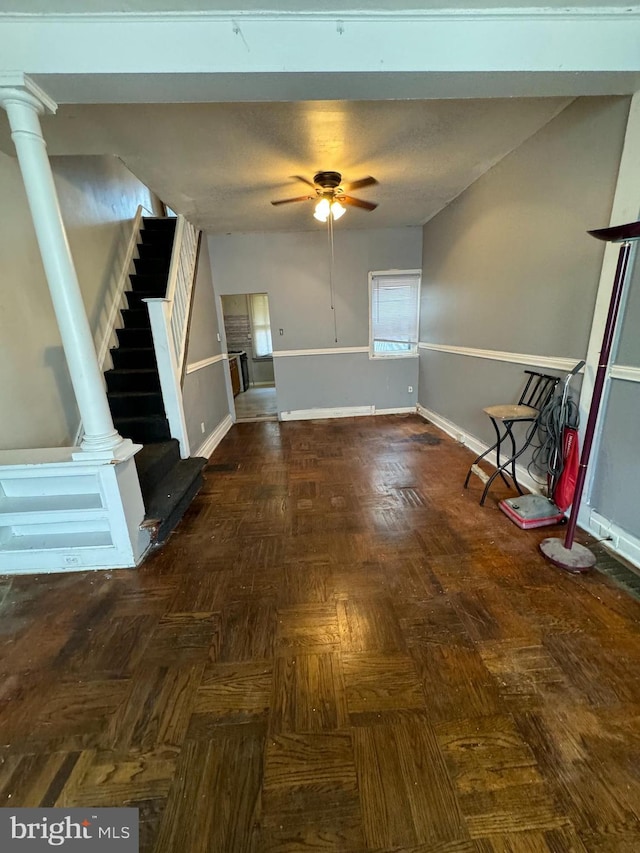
[{"left": 221, "top": 292, "right": 278, "bottom": 421}]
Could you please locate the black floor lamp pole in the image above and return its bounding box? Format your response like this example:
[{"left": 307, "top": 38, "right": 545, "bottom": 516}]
[{"left": 540, "top": 219, "right": 640, "bottom": 573}]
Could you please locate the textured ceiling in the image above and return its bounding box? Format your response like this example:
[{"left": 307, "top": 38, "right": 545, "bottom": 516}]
[{"left": 4, "top": 98, "right": 570, "bottom": 233}]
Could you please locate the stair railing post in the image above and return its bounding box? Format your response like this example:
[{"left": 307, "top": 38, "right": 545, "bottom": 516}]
[
  {"left": 144, "top": 214, "right": 199, "bottom": 459},
  {"left": 145, "top": 298, "right": 191, "bottom": 458},
  {"left": 0, "top": 75, "right": 135, "bottom": 461}
]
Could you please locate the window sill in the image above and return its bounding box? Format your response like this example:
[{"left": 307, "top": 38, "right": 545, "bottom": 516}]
[{"left": 369, "top": 352, "right": 419, "bottom": 360}]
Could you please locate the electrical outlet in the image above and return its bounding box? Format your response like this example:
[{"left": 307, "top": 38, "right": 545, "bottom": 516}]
[
  {"left": 201, "top": 422, "right": 205, "bottom": 433},
  {"left": 279, "top": 328, "right": 284, "bottom": 335},
  {"left": 408, "top": 385, "right": 413, "bottom": 393},
  {"left": 216, "top": 333, "right": 221, "bottom": 342}
]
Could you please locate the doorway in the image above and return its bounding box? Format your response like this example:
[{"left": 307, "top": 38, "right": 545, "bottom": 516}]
[{"left": 221, "top": 293, "right": 278, "bottom": 422}]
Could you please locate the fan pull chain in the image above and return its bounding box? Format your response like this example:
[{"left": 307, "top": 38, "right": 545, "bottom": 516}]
[{"left": 328, "top": 214, "right": 338, "bottom": 342}]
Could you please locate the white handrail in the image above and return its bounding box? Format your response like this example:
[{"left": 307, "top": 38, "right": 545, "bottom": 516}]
[
  {"left": 145, "top": 214, "right": 201, "bottom": 459},
  {"left": 165, "top": 214, "right": 200, "bottom": 375}
]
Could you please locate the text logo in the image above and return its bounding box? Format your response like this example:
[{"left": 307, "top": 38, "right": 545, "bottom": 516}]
[{"left": 0, "top": 809, "right": 138, "bottom": 851}]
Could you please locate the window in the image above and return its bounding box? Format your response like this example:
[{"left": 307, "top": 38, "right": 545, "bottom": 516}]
[
  {"left": 369, "top": 270, "right": 421, "bottom": 358},
  {"left": 248, "top": 293, "right": 273, "bottom": 357}
]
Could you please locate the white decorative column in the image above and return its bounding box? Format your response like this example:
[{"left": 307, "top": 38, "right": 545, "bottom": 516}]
[{"left": 0, "top": 73, "right": 134, "bottom": 461}]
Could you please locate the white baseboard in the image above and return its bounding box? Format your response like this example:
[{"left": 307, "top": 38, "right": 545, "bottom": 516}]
[
  {"left": 579, "top": 505, "right": 640, "bottom": 570},
  {"left": 279, "top": 405, "right": 417, "bottom": 422},
  {"left": 417, "top": 404, "right": 542, "bottom": 495},
  {"left": 195, "top": 414, "right": 233, "bottom": 458},
  {"left": 280, "top": 405, "right": 374, "bottom": 421}
]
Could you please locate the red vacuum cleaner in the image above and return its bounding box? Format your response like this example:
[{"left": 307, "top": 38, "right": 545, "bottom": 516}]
[
  {"left": 499, "top": 359, "right": 584, "bottom": 529},
  {"left": 540, "top": 219, "right": 640, "bottom": 573}
]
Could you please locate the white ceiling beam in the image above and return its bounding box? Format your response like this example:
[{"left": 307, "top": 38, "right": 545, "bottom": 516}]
[{"left": 0, "top": 9, "right": 639, "bottom": 102}]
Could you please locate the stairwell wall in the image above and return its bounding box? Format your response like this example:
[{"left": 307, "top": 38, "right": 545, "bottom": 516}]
[
  {"left": 0, "top": 152, "right": 155, "bottom": 450},
  {"left": 182, "top": 236, "right": 232, "bottom": 455}
]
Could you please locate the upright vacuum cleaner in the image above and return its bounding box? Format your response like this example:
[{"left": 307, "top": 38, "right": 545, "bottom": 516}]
[{"left": 499, "top": 359, "right": 585, "bottom": 529}]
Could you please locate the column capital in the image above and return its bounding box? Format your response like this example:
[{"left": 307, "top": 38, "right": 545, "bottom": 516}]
[{"left": 0, "top": 72, "right": 57, "bottom": 115}]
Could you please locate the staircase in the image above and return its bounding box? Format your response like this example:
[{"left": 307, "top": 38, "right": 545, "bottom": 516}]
[{"left": 104, "top": 217, "right": 206, "bottom": 543}]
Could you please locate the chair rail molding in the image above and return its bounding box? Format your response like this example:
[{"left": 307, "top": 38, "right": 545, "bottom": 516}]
[
  {"left": 418, "top": 341, "right": 583, "bottom": 373},
  {"left": 185, "top": 353, "right": 225, "bottom": 374},
  {"left": 610, "top": 364, "right": 640, "bottom": 383}
]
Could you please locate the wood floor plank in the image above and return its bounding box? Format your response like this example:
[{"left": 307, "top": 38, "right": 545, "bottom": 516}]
[
  {"left": 342, "top": 652, "right": 425, "bottom": 717},
  {"left": 276, "top": 603, "right": 340, "bottom": 653},
  {"left": 270, "top": 653, "right": 348, "bottom": 734},
  {"left": 106, "top": 663, "right": 205, "bottom": 751},
  {"left": 192, "top": 660, "right": 272, "bottom": 726},
  {"left": 55, "top": 748, "right": 177, "bottom": 807},
  {"left": 337, "top": 596, "right": 406, "bottom": 653},
  {"left": 411, "top": 644, "right": 503, "bottom": 723},
  {"left": 0, "top": 751, "right": 79, "bottom": 807},
  {"left": 153, "top": 724, "right": 264, "bottom": 853},
  {"left": 353, "top": 715, "right": 469, "bottom": 849}
]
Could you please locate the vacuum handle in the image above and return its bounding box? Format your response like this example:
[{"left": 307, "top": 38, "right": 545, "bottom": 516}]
[{"left": 571, "top": 360, "right": 586, "bottom": 375}]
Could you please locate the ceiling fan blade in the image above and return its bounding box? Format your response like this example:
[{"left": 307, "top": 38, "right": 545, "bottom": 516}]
[
  {"left": 344, "top": 176, "right": 378, "bottom": 191},
  {"left": 271, "top": 195, "right": 315, "bottom": 206},
  {"left": 341, "top": 195, "right": 378, "bottom": 212},
  {"left": 291, "top": 175, "right": 317, "bottom": 188}
]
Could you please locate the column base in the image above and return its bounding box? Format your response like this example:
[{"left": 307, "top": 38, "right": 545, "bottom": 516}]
[{"left": 72, "top": 437, "right": 141, "bottom": 463}]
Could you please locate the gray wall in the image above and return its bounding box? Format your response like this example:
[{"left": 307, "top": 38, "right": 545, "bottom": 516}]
[
  {"left": 183, "top": 237, "right": 230, "bottom": 452},
  {"left": 418, "top": 97, "right": 630, "bottom": 459},
  {"left": 275, "top": 353, "right": 417, "bottom": 414},
  {"left": 0, "top": 152, "right": 155, "bottom": 450},
  {"left": 589, "top": 243, "right": 640, "bottom": 538},
  {"left": 615, "top": 243, "right": 640, "bottom": 368},
  {"left": 208, "top": 227, "right": 422, "bottom": 415}
]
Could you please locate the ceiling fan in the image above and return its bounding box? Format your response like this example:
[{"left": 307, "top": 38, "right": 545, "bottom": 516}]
[{"left": 271, "top": 171, "right": 378, "bottom": 222}]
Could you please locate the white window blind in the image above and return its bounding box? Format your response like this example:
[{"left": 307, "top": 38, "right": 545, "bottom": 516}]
[
  {"left": 370, "top": 271, "right": 421, "bottom": 357},
  {"left": 248, "top": 293, "right": 273, "bottom": 357}
]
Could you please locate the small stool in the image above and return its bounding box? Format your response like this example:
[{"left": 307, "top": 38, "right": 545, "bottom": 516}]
[{"left": 464, "top": 371, "right": 560, "bottom": 505}]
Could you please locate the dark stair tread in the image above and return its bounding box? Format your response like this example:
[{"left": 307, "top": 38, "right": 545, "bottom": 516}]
[
  {"left": 144, "top": 456, "right": 207, "bottom": 542},
  {"left": 105, "top": 367, "right": 161, "bottom": 393},
  {"left": 128, "top": 274, "right": 169, "bottom": 293},
  {"left": 114, "top": 413, "right": 169, "bottom": 425},
  {"left": 116, "top": 328, "right": 154, "bottom": 347},
  {"left": 121, "top": 308, "right": 150, "bottom": 328},
  {"left": 143, "top": 217, "right": 177, "bottom": 230},
  {"left": 125, "top": 290, "right": 166, "bottom": 307},
  {"left": 110, "top": 347, "right": 157, "bottom": 369},
  {"left": 140, "top": 229, "right": 175, "bottom": 245},
  {"left": 106, "top": 367, "right": 159, "bottom": 377},
  {"left": 108, "top": 390, "right": 163, "bottom": 401},
  {"left": 134, "top": 258, "right": 171, "bottom": 275},
  {"left": 135, "top": 255, "right": 172, "bottom": 263},
  {"left": 113, "top": 414, "right": 171, "bottom": 443},
  {"left": 137, "top": 242, "right": 173, "bottom": 258},
  {"left": 107, "top": 390, "right": 165, "bottom": 417},
  {"left": 135, "top": 439, "right": 181, "bottom": 494}
]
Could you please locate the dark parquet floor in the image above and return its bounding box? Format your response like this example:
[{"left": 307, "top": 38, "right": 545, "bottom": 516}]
[{"left": 2, "top": 414, "right": 640, "bottom": 852}]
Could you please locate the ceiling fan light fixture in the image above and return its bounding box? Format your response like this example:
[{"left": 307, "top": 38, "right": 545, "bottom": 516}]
[
  {"left": 314, "top": 197, "right": 331, "bottom": 222},
  {"left": 331, "top": 201, "right": 346, "bottom": 220}
]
